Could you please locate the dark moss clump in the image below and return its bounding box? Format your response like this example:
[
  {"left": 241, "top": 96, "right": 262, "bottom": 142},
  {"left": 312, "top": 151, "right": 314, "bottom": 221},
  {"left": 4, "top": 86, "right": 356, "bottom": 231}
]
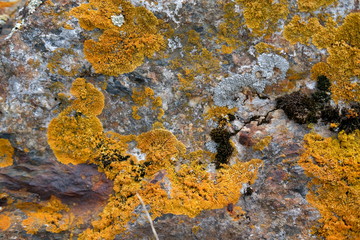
[
  {"left": 321, "top": 104, "right": 360, "bottom": 133},
  {"left": 316, "top": 75, "right": 331, "bottom": 92},
  {"left": 277, "top": 75, "right": 360, "bottom": 133},
  {"left": 210, "top": 128, "right": 234, "bottom": 169},
  {"left": 276, "top": 91, "right": 319, "bottom": 124},
  {"left": 312, "top": 75, "right": 331, "bottom": 104}
]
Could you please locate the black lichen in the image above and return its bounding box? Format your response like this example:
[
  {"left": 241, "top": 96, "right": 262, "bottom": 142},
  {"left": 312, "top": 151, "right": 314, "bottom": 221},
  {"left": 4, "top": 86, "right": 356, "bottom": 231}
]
[
  {"left": 276, "top": 75, "right": 360, "bottom": 133},
  {"left": 312, "top": 75, "right": 331, "bottom": 105},
  {"left": 322, "top": 104, "right": 360, "bottom": 133},
  {"left": 276, "top": 91, "right": 319, "bottom": 124},
  {"left": 210, "top": 128, "right": 234, "bottom": 169}
]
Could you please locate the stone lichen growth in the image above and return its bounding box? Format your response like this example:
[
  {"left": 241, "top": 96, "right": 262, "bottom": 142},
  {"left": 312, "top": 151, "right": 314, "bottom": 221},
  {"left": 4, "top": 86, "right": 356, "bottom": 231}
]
[
  {"left": 213, "top": 53, "right": 289, "bottom": 108},
  {"left": 170, "top": 30, "right": 221, "bottom": 91},
  {"left": 46, "top": 82, "right": 263, "bottom": 239},
  {"left": 298, "top": 130, "right": 360, "bottom": 239},
  {"left": 0, "top": 138, "right": 14, "bottom": 168},
  {"left": 235, "top": 0, "right": 289, "bottom": 36},
  {"left": 131, "top": 87, "right": 164, "bottom": 120},
  {"left": 20, "top": 196, "right": 74, "bottom": 234},
  {"left": 79, "top": 127, "right": 262, "bottom": 239},
  {"left": 297, "top": 0, "right": 337, "bottom": 12},
  {"left": 284, "top": 12, "right": 360, "bottom": 102},
  {"left": 47, "top": 78, "right": 104, "bottom": 165},
  {"left": 0, "top": 214, "right": 11, "bottom": 231},
  {"left": 70, "top": 0, "right": 166, "bottom": 76}
]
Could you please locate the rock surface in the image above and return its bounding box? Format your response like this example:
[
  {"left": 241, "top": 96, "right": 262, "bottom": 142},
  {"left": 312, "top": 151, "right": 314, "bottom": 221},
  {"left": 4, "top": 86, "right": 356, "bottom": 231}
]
[{"left": 0, "top": 0, "right": 358, "bottom": 239}]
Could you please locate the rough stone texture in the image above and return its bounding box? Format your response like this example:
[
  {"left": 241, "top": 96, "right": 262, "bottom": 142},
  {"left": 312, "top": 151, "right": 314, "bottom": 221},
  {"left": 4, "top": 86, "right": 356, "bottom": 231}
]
[{"left": 0, "top": 0, "right": 358, "bottom": 239}]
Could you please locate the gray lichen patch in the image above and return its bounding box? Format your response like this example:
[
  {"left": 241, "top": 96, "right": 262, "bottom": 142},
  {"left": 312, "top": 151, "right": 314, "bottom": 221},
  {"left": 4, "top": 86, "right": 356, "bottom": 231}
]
[
  {"left": 252, "top": 53, "right": 289, "bottom": 82},
  {"left": 213, "top": 53, "right": 289, "bottom": 108}
]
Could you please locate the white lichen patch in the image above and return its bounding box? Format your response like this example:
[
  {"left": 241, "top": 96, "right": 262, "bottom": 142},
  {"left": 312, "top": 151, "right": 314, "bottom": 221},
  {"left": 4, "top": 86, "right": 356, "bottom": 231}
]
[
  {"left": 130, "top": 0, "right": 184, "bottom": 24},
  {"left": 28, "top": 0, "right": 42, "bottom": 14},
  {"left": 127, "top": 147, "right": 146, "bottom": 161},
  {"left": 111, "top": 14, "right": 125, "bottom": 27},
  {"left": 167, "top": 36, "right": 182, "bottom": 51}
]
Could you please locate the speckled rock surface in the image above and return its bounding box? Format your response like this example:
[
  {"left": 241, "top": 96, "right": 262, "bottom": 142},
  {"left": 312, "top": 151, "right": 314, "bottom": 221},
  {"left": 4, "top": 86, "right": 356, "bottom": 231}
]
[{"left": 0, "top": 0, "right": 358, "bottom": 239}]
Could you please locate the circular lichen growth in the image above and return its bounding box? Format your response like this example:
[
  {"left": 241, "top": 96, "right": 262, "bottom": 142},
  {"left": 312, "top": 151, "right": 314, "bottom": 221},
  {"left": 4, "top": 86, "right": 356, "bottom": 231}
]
[
  {"left": 47, "top": 78, "right": 105, "bottom": 165},
  {"left": 70, "top": 0, "right": 166, "bottom": 76},
  {"left": 70, "top": 78, "right": 105, "bottom": 116},
  {"left": 47, "top": 110, "right": 103, "bottom": 165},
  {"left": 136, "top": 129, "right": 186, "bottom": 174}
]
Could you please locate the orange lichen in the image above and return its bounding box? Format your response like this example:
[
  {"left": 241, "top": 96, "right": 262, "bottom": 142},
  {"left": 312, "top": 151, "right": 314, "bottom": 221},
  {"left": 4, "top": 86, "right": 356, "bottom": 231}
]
[
  {"left": 47, "top": 48, "right": 81, "bottom": 77},
  {"left": 253, "top": 136, "right": 272, "bottom": 151},
  {"left": 284, "top": 12, "right": 360, "bottom": 102},
  {"left": 0, "top": 1, "right": 17, "bottom": 8},
  {"left": 70, "top": 78, "right": 105, "bottom": 116},
  {"left": 136, "top": 129, "right": 186, "bottom": 174},
  {"left": 171, "top": 30, "right": 221, "bottom": 91},
  {"left": 283, "top": 15, "right": 322, "bottom": 45},
  {"left": 236, "top": 0, "right": 289, "bottom": 37},
  {"left": 298, "top": 130, "right": 360, "bottom": 239},
  {"left": 47, "top": 78, "right": 104, "bottom": 165},
  {"left": 216, "top": 2, "right": 244, "bottom": 54},
  {"left": 0, "top": 214, "right": 11, "bottom": 231},
  {"left": 20, "top": 196, "right": 74, "bottom": 234},
  {"left": 70, "top": 0, "right": 166, "bottom": 76},
  {"left": 131, "top": 87, "right": 164, "bottom": 120},
  {"left": 204, "top": 106, "right": 237, "bottom": 121},
  {"left": 79, "top": 127, "right": 262, "bottom": 239},
  {"left": 297, "top": 0, "right": 337, "bottom": 12},
  {"left": 47, "top": 110, "right": 103, "bottom": 165},
  {"left": 0, "top": 138, "right": 14, "bottom": 168}
]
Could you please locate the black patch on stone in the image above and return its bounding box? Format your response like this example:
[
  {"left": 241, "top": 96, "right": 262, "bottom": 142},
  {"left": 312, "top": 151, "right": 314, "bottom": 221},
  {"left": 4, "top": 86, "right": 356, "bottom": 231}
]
[
  {"left": 210, "top": 128, "right": 234, "bottom": 169},
  {"left": 276, "top": 91, "right": 318, "bottom": 124}
]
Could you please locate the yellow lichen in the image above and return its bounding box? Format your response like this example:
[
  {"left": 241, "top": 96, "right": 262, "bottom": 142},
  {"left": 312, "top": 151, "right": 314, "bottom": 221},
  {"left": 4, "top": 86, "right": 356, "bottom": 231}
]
[
  {"left": 236, "top": 0, "right": 289, "bottom": 37},
  {"left": 284, "top": 12, "right": 360, "bottom": 102},
  {"left": 20, "top": 196, "right": 74, "bottom": 234},
  {"left": 216, "top": 2, "right": 244, "bottom": 54},
  {"left": 254, "top": 42, "right": 282, "bottom": 55},
  {"left": 70, "top": 78, "right": 105, "bottom": 116},
  {"left": 297, "top": 0, "right": 337, "bottom": 12},
  {"left": 298, "top": 130, "right": 360, "bottom": 239},
  {"left": 47, "top": 48, "right": 81, "bottom": 77},
  {"left": 47, "top": 78, "right": 104, "bottom": 165},
  {"left": 0, "top": 214, "right": 11, "bottom": 231},
  {"left": 283, "top": 15, "right": 322, "bottom": 45},
  {"left": 0, "top": 138, "right": 14, "bottom": 168},
  {"left": 131, "top": 87, "right": 164, "bottom": 121},
  {"left": 70, "top": 0, "right": 166, "bottom": 76},
  {"left": 253, "top": 136, "right": 272, "bottom": 151},
  {"left": 204, "top": 106, "right": 238, "bottom": 121}
]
